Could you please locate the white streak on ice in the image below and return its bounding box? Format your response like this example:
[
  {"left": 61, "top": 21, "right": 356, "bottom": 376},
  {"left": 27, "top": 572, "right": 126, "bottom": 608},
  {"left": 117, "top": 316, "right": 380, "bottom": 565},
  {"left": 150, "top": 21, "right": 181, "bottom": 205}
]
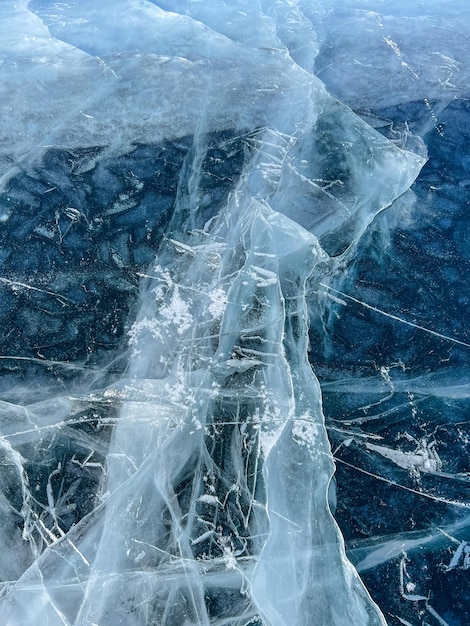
[{"left": 320, "top": 283, "right": 470, "bottom": 349}]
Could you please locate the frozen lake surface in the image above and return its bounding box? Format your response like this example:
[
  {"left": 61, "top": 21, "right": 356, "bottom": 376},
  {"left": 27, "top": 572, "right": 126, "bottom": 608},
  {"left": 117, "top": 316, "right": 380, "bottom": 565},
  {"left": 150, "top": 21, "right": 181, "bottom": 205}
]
[{"left": 0, "top": 1, "right": 469, "bottom": 624}]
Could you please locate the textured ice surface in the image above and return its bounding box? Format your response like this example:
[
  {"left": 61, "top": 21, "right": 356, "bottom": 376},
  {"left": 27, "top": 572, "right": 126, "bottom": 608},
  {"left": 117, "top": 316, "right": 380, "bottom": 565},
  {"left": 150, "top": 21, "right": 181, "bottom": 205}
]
[{"left": 0, "top": 1, "right": 468, "bottom": 625}]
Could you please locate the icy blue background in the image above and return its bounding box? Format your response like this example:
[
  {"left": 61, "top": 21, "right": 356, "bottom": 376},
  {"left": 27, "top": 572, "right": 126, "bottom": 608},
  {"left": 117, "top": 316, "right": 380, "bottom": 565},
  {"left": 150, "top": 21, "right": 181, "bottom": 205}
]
[{"left": 0, "top": 2, "right": 468, "bottom": 625}]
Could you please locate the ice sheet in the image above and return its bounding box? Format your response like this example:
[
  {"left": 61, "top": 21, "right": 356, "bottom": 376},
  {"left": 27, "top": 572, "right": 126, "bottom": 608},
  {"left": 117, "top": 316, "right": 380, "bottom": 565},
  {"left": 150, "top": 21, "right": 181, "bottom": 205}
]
[{"left": 0, "top": 1, "right": 468, "bottom": 625}]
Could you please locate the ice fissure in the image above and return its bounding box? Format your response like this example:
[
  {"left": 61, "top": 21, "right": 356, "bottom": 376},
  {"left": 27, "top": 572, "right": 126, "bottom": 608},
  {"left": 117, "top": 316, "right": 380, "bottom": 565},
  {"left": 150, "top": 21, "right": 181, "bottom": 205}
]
[{"left": 1, "top": 1, "right": 469, "bottom": 625}]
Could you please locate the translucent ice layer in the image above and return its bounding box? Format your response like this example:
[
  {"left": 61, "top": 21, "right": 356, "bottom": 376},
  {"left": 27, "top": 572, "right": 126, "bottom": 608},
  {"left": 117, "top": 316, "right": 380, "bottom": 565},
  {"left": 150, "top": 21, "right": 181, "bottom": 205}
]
[{"left": 0, "top": 1, "right": 468, "bottom": 625}]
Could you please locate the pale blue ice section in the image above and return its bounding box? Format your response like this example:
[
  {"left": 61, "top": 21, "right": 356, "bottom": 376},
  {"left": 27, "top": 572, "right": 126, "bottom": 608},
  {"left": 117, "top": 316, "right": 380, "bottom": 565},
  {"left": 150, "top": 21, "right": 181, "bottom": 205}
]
[{"left": 0, "top": 1, "right": 467, "bottom": 625}]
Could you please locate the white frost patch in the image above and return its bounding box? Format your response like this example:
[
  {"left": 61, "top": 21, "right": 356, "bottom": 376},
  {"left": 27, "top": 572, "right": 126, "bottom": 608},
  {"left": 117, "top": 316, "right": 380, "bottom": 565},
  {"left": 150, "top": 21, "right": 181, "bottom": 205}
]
[
  {"left": 134, "top": 551, "right": 146, "bottom": 563},
  {"left": 164, "top": 378, "right": 186, "bottom": 404},
  {"left": 259, "top": 430, "right": 280, "bottom": 457},
  {"left": 257, "top": 405, "right": 285, "bottom": 457},
  {"left": 223, "top": 544, "right": 238, "bottom": 570},
  {"left": 104, "top": 192, "right": 138, "bottom": 216},
  {"left": 128, "top": 317, "right": 161, "bottom": 345},
  {"left": 292, "top": 414, "right": 318, "bottom": 449},
  {"left": 34, "top": 224, "right": 56, "bottom": 240},
  {"left": 160, "top": 286, "right": 193, "bottom": 335},
  {"left": 198, "top": 494, "right": 222, "bottom": 506},
  {"left": 365, "top": 440, "right": 442, "bottom": 473},
  {"left": 151, "top": 265, "right": 173, "bottom": 301},
  {"left": 208, "top": 287, "right": 227, "bottom": 318}
]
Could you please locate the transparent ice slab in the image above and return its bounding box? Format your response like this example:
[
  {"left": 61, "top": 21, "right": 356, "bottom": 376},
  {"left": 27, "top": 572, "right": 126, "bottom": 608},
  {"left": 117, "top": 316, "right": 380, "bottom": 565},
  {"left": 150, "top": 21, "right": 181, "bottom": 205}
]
[{"left": 0, "top": 1, "right": 468, "bottom": 625}]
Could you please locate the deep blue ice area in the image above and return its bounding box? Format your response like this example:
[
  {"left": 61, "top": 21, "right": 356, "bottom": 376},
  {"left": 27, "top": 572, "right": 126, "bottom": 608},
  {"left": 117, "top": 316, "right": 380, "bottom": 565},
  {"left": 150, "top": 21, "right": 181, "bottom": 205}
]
[{"left": 0, "top": 1, "right": 468, "bottom": 625}]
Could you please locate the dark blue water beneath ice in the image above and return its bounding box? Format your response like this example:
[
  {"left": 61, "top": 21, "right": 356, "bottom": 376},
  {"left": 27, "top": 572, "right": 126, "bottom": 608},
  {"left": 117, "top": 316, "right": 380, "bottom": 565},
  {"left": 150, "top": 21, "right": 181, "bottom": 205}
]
[{"left": 317, "top": 98, "right": 470, "bottom": 626}]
